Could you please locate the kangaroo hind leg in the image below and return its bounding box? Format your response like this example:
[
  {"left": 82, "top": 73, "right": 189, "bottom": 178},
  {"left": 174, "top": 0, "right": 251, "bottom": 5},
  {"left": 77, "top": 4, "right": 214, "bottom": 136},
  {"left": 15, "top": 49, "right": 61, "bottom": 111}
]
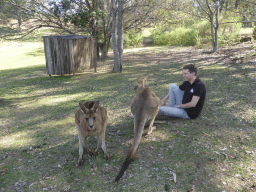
[
  {"left": 101, "top": 121, "right": 109, "bottom": 160},
  {"left": 147, "top": 112, "right": 158, "bottom": 135},
  {"left": 76, "top": 124, "right": 86, "bottom": 166}
]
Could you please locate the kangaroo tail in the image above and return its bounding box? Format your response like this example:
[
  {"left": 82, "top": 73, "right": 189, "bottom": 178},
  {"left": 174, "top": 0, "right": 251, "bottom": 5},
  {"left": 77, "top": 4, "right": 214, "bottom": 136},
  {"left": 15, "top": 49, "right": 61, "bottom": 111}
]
[
  {"left": 115, "top": 154, "right": 133, "bottom": 182},
  {"left": 115, "top": 141, "right": 142, "bottom": 182},
  {"left": 115, "top": 115, "right": 146, "bottom": 182}
]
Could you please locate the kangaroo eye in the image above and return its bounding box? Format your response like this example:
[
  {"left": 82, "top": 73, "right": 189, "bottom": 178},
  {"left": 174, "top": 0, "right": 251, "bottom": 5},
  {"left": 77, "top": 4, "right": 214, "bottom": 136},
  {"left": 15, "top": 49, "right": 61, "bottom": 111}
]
[
  {"left": 93, "top": 117, "right": 96, "bottom": 120},
  {"left": 85, "top": 118, "right": 89, "bottom": 121}
]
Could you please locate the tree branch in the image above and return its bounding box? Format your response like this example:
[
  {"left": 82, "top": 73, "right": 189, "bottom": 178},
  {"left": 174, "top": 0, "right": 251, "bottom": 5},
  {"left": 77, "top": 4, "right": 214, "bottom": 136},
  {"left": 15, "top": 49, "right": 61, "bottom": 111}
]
[{"left": 196, "top": 0, "right": 210, "bottom": 17}]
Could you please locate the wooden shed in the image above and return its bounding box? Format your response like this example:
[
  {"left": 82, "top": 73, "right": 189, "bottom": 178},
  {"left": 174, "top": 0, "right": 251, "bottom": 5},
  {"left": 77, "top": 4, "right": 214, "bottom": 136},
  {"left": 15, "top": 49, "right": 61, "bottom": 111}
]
[{"left": 43, "top": 35, "right": 97, "bottom": 76}]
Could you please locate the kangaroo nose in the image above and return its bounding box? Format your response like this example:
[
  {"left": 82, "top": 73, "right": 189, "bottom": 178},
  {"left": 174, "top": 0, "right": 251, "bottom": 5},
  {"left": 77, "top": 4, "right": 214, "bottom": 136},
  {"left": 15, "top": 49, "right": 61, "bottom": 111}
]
[{"left": 89, "top": 125, "right": 94, "bottom": 129}]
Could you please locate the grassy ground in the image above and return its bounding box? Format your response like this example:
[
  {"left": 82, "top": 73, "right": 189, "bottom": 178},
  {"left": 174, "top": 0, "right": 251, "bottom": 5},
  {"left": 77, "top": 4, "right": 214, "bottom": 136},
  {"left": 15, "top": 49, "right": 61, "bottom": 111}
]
[{"left": 0, "top": 40, "right": 256, "bottom": 192}]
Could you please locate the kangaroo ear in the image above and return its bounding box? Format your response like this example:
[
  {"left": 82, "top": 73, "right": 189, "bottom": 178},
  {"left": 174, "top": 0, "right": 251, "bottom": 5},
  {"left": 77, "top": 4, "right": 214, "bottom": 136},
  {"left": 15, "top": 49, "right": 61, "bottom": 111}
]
[
  {"left": 92, "top": 101, "right": 99, "bottom": 112},
  {"left": 136, "top": 77, "right": 146, "bottom": 87},
  {"left": 79, "top": 102, "right": 89, "bottom": 114}
]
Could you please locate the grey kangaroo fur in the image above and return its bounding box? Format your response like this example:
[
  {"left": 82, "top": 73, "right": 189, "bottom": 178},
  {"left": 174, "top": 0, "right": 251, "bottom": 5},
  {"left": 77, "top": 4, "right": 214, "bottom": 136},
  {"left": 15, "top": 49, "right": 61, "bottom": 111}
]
[
  {"left": 75, "top": 101, "right": 108, "bottom": 166},
  {"left": 115, "top": 77, "right": 160, "bottom": 182}
]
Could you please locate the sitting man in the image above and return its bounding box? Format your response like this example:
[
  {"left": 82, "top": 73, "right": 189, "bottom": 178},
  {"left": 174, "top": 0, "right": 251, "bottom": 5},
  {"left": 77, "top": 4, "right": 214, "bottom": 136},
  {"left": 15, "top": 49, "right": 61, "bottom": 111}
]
[{"left": 158, "top": 64, "right": 206, "bottom": 119}]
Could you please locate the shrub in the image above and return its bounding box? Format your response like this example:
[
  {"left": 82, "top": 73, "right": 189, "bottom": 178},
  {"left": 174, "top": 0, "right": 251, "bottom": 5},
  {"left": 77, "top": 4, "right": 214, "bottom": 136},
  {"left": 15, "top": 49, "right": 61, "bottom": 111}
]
[
  {"left": 183, "top": 28, "right": 198, "bottom": 46},
  {"left": 218, "top": 22, "right": 241, "bottom": 46},
  {"left": 123, "top": 31, "right": 143, "bottom": 48},
  {"left": 150, "top": 27, "right": 198, "bottom": 46},
  {"left": 195, "top": 21, "right": 211, "bottom": 45},
  {"left": 194, "top": 20, "right": 241, "bottom": 47}
]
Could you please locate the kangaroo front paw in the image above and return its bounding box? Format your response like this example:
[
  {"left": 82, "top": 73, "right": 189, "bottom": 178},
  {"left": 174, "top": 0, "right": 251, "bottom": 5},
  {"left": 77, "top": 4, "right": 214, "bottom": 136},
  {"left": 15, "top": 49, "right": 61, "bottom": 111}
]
[
  {"left": 93, "top": 151, "right": 99, "bottom": 157},
  {"left": 132, "top": 155, "right": 139, "bottom": 161},
  {"left": 104, "top": 153, "right": 109, "bottom": 161},
  {"left": 88, "top": 150, "right": 99, "bottom": 157},
  {"left": 147, "top": 126, "right": 156, "bottom": 136},
  {"left": 78, "top": 159, "right": 82, "bottom": 166}
]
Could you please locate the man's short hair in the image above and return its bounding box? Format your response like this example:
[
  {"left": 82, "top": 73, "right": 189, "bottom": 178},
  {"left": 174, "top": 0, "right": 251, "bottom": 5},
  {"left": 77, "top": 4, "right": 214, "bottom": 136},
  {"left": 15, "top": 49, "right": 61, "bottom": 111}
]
[{"left": 183, "top": 64, "right": 198, "bottom": 76}]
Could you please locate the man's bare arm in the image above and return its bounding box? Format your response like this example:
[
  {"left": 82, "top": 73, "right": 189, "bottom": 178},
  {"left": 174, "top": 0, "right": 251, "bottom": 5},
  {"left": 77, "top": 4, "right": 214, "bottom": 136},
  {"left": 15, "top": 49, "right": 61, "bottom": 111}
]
[
  {"left": 161, "top": 94, "right": 169, "bottom": 106},
  {"left": 175, "top": 96, "right": 200, "bottom": 108}
]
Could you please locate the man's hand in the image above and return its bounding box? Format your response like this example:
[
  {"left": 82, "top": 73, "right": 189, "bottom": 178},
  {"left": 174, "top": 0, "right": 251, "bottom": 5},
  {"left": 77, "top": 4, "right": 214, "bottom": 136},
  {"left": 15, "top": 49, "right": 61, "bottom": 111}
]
[
  {"left": 161, "top": 94, "right": 169, "bottom": 106},
  {"left": 175, "top": 96, "right": 200, "bottom": 109},
  {"left": 161, "top": 99, "right": 166, "bottom": 106}
]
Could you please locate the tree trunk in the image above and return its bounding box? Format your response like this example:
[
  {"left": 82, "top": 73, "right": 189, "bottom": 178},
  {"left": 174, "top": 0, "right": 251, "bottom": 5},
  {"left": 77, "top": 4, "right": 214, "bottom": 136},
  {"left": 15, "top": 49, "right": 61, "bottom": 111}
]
[
  {"left": 117, "top": 0, "right": 123, "bottom": 72},
  {"left": 18, "top": 15, "right": 22, "bottom": 32},
  {"left": 92, "top": 0, "right": 100, "bottom": 59},
  {"left": 210, "top": 16, "right": 215, "bottom": 51},
  {"left": 111, "top": 0, "right": 121, "bottom": 73},
  {"left": 97, "top": 25, "right": 111, "bottom": 59},
  {"left": 206, "top": 0, "right": 219, "bottom": 52},
  {"left": 97, "top": 1, "right": 111, "bottom": 60},
  {"left": 101, "top": 36, "right": 111, "bottom": 58},
  {"left": 214, "top": 2, "right": 219, "bottom": 52}
]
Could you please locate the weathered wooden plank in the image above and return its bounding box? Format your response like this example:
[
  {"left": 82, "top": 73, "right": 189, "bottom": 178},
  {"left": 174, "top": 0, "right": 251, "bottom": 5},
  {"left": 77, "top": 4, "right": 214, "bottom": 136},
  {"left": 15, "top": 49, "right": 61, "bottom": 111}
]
[
  {"left": 43, "top": 35, "right": 97, "bottom": 76},
  {"left": 43, "top": 37, "right": 53, "bottom": 75}
]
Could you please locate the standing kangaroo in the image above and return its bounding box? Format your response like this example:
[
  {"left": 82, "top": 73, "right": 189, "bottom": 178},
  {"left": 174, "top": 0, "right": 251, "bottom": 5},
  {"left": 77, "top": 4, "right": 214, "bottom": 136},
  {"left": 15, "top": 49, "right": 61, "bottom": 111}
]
[
  {"left": 75, "top": 101, "right": 108, "bottom": 166},
  {"left": 115, "top": 77, "right": 160, "bottom": 182}
]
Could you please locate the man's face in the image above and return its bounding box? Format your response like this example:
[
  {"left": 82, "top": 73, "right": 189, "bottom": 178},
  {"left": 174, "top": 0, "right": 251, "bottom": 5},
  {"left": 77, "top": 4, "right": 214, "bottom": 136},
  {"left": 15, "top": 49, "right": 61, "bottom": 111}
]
[{"left": 183, "top": 69, "right": 195, "bottom": 81}]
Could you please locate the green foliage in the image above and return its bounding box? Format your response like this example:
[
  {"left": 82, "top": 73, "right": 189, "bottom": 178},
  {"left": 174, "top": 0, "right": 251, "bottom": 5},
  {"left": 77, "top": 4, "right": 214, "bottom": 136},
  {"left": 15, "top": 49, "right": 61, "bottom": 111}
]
[
  {"left": 0, "top": 0, "right": 33, "bottom": 23},
  {"left": 195, "top": 21, "right": 211, "bottom": 45},
  {"left": 46, "top": 0, "right": 105, "bottom": 30},
  {"left": 123, "top": 31, "right": 143, "bottom": 48},
  {"left": 218, "top": 23, "right": 241, "bottom": 46},
  {"left": 64, "top": 8, "right": 105, "bottom": 29},
  {"left": 194, "top": 20, "right": 242, "bottom": 47},
  {"left": 150, "top": 27, "right": 198, "bottom": 46},
  {"left": 218, "top": 14, "right": 242, "bottom": 46},
  {"left": 147, "top": 11, "right": 243, "bottom": 48}
]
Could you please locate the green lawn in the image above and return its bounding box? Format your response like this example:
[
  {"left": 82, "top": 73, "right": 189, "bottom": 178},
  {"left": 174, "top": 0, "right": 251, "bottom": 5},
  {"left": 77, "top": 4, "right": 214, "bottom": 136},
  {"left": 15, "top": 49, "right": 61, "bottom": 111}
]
[
  {"left": 0, "top": 41, "right": 255, "bottom": 191},
  {"left": 0, "top": 42, "right": 45, "bottom": 70}
]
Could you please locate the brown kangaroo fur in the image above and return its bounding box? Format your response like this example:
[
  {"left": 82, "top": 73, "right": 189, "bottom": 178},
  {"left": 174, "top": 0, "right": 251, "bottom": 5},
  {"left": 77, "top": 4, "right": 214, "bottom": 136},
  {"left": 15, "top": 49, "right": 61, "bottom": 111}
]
[
  {"left": 75, "top": 101, "right": 108, "bottom": 166},
  {"left": 115, "top": 77, "right": 160, "bottom": 182}
]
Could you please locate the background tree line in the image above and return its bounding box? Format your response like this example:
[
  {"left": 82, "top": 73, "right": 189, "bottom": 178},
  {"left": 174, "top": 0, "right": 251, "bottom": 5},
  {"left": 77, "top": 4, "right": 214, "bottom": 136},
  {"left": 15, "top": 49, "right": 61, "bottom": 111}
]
[{"left": 1, "top": 0, "right": 256, "bottom": 72}]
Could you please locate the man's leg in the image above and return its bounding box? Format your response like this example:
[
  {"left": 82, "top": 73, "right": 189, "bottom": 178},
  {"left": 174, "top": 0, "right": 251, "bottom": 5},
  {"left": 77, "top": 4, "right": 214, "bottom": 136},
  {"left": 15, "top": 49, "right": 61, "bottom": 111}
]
[
  {"left": 168, "top": 84, "right": 183, "bottom": 107},
  {"left": 158, "top": 84, "right": 190, "bottom": 119},
  {"left": 158, "top": 106, "right": 190, "bottom": 119}
]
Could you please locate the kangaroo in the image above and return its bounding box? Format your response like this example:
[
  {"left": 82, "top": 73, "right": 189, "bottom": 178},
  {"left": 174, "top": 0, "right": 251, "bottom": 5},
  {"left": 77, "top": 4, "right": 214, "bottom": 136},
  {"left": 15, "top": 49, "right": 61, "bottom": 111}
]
[
  {"left": 115, "top": 77, "right": 160, "bottom": 182},
  {"left": 75, "top": 101, "right": 108, "bottom": 166}
]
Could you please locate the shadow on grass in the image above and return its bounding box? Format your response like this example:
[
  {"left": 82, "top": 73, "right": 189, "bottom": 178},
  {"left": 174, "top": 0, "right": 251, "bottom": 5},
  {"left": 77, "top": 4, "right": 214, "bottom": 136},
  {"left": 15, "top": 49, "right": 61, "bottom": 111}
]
[{"left": 25, "top": 47, "right": 45, "bottom": 57}]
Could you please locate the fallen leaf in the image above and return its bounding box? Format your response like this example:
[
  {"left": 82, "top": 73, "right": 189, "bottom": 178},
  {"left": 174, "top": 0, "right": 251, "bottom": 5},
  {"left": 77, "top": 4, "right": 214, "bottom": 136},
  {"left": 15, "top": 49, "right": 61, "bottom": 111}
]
[
  {"left": 0, "top": 169, "right": 7, "bottom": 176},
  {"left": 173, "top": 172, "right": 176, "bottom": 183}
]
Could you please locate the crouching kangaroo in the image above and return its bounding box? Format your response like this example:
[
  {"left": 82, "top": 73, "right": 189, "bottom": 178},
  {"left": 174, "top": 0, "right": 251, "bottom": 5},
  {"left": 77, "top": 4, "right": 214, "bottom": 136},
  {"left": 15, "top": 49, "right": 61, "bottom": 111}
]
[
  {"left": 75, "top": 101, "right": 108, "bottom": 166},
  {"left": 115, "top": 77, "right": 160, "bottom": 182}
]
